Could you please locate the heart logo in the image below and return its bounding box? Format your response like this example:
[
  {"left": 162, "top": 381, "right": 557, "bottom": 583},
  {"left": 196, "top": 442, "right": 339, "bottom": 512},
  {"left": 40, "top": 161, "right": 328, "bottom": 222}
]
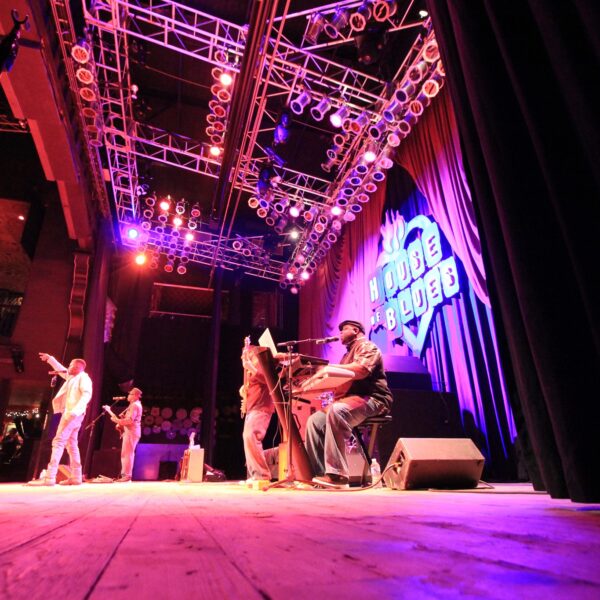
[{"left": 369, "top": 211, "right": 460, "bottom": 357}]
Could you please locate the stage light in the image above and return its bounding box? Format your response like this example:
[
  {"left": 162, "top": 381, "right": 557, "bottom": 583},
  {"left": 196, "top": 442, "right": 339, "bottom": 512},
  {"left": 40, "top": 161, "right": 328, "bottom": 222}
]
[
  {"left": 274, "top": 111, "right": 290, "bottom": 145},
  {"left": 220, "top": 71, "right": 234, "bottom": 86},
  {"left": 419, "top": 10, "right": 429, "bottom": 19},
  {"left": 372, "top": 169, "right": 386, "bottom": 182},
  {"left": 18, "top": 215, "right": 25, "bottom": 221},
  {"left": 189, "top": 203, "right": 201, "bottom": 218},
  {"left": 265, "top": 146, "right": 286, "bottom": 167},
  {"left": 257, "top": 207, "right": 268, "bottom": 218},
  {"left": 343, "top": 211, "right": 356, "bottom": 222},
  {"left": 363, "top": 144, "right": 378, "bottom": 163},
  {"left": 301, "top": 271, "right": 310, "bottom": 281},
  {"left": 159, "top": 199, "right": 170, "bottom": 211},
  {"left": 175, "top": 200, "right": 186, "bottom": 215},
  {"left": 369, "top": 118, "right": 388, "bottom": 140},
  {"left": 382, "top": 87, "right": 411, "bottom": 123},
  {"left": 274, "top": 217, "right": 288, "bottom": 234},
  {"left": 71, "top": 40, "right": 91, "bottom": 64},
  {"left": 349, "top": 111, "right": 370, "bottom": 134},
  {"left": 248, "top": 197, "right": 260, "bottom": 209},
  {"left": 79, "top": 87, "right": 97, "bottom": 102},
  {"left": 127, "top": 227, "right": 139, "bottom": 240},
  {"left": 310, "top": 97, "right": 332, "bottom": 121},
  {"left": 290, "top": 89, "right": 312, "bottom": 115},
  {"left": 75, "top": 67, "right": 94, "bottom": 85},
  {"left": 265, "top": 214, "right": 276, "bottom": 227},
  {"left": 321, "top": 156, "right": 337, "bottom": 173},
  {"left": 185, "top": 232, "right": 194, "bottom": 241},
  {"left": 188, "top": 219, "right": 198, "bottom": 230},
  {"left": 135, "top": 253, "right": 147, "bottom": 265},
  {"left": 173, "top": 216, "right": 183, "bottom": 227},
  {"left": 304, "top": 206, "right": 319, "bottom": 222},
  {"left": 331, "top": 205, "right": 343, "bottom": 217},
  {"left": 290, "top": 285, "right": 299, "bottom": 295},
  {"left": 409, "top": 61, "right": 428, "bottom": 84},
  {"left": 372, "top": 0, "right": 397, "bottom": 22},
  {"left": 329, "top": 105, "right": 349, "bottom": 128},
  {"left": 423, "top": 40, "right": 440, "bottom": 64},
  {"left": 164, "top": 261, "right": 174, "bottom": 273},
  {"left": 305, "top": 13, "right": 325, "bottom": 45},
  {"left": 324, "top": 7, "right": 349, "bottom": 39},
  {"left": 289, "top": 204, "right": 301, "bottom": 218},
  {"left": 289, "top": 229, "right": 300, "bottom": 240},
  {"left": 177, "top": 264, "right": 187, "bottom": 275},
  {"left": 350, "top": 2, "right": 372, "bottom": 32},
  {"left": 422, "top": 77, "right": 441, "bottom": 99},
  {"left": 286, "top": 272, "right": 294, "bottom": 280}
]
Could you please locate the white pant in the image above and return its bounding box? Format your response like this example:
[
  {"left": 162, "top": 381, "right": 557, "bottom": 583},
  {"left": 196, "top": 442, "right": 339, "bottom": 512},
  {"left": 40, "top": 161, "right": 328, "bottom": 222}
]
[
  {"left": 47, "top": 413, "right": 85, "bottom": 481},
  {"left": 242, "top": 410, "right": 272, "bottom": 480}
]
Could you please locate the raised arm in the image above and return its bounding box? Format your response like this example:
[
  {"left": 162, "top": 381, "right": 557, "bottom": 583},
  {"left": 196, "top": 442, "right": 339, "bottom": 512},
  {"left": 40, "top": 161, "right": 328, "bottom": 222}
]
[{"left": 39, "top": 353, "right": 68, "bottom": 380}]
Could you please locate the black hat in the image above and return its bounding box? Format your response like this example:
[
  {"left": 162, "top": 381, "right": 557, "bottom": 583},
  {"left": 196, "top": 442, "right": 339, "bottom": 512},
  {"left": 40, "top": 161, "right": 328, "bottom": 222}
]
[{"left": 338, "top": 319, "right": 365, "bottom": 334}]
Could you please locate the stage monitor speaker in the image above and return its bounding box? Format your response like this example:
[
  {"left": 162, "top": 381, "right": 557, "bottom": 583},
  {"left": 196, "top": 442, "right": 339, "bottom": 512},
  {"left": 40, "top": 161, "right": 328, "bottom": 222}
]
[
  {"left": 383, "top": 438, "right": 484, "bottom": 490},
  {"left": 180, "top": 448, "right": 204, "bottom": 482}
]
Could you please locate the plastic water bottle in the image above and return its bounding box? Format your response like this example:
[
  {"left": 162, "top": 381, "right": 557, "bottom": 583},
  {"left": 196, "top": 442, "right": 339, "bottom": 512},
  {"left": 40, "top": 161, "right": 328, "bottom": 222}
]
[{"left": 370, "top": 458, "right": 382, "bottom": 488}]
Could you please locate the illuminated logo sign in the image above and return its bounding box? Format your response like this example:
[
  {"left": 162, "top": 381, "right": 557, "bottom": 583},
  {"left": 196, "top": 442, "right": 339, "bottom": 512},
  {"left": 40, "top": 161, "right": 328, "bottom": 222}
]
[{"left": 369, "top": 211, "right": 460, "bottom": 355}]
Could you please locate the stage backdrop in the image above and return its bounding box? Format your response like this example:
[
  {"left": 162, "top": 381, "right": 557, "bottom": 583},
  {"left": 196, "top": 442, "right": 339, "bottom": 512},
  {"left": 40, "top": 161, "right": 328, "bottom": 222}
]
[{"left": 299, "top": 87, "right": 516, "bottom": 478}]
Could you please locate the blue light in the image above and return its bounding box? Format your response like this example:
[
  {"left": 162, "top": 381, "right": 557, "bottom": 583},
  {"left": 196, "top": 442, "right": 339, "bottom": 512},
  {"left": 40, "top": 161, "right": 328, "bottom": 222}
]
[{"left": 127, "top": 227, "right": 139, "bottom": 240}]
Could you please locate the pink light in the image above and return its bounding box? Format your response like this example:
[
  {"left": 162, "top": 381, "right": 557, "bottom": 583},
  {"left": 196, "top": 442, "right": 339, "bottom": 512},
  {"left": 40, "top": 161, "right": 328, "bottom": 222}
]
[
  {"left": 289, "top": 229, "right": 299, "bottom": 240},
  {"left": 185, "top": 232, "right": 194, "bottom": 241},
  {"left": 364, "top": 148, "right": 377, "bottom": 163},
  {"left": 286, "top": 272, "right": 294, "bottom": 280},
  {"left": 17, "top": 215, "right": 25, "bottom": 221},
  {"left": 331, "top": 205, "right": 343, "bottom": 216},
  {"left": 289, "top": 206, "right": 300, "bottom": 218},
  {"left": 209, "top": 145, "right": 222, "bottom": 157},
  {"left": 159, "top": 200, "right": 170, "bottom": 211},
  {"left": 219, "top": 72, "right": 233, "bottom": 87},
  {"left": 301, "top": 271, "right": 310, "bottom": 281},
  {"left": 173, "top": 217, "right": 183, "bottom": 227},
  {"left": 290, "top": 285, "right": 299, "bottom": 295}
]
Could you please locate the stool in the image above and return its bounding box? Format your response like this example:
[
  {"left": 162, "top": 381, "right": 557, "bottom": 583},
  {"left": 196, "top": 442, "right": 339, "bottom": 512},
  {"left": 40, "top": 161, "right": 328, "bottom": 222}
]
[{"left": 352, "top": 415, "right": 392, "bottom": 486}]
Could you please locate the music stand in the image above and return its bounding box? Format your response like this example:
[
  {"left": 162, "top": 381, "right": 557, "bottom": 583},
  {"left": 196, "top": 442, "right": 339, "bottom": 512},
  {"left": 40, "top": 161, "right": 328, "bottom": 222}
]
[{"left": 263, "top": 338, "right": 320, "bottom": 491}]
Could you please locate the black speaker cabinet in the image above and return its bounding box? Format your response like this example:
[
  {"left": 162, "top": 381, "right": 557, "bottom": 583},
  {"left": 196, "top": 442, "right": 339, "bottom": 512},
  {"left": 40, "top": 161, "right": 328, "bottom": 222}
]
[{"left": 383, "top": 438, "right": 485, "bottom": 490}]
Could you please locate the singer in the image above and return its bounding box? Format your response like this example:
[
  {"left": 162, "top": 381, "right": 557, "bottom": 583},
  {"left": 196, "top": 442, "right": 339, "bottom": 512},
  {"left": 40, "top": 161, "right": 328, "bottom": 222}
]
[
  {"left": 103, "top": 388, "right": 143, "bottom": 482},
  {"left": 29, "top": 353, "right": 93, "bottom": 486},
  {"left": 306, "top": 320, "right": 393, "bottom": 489}
]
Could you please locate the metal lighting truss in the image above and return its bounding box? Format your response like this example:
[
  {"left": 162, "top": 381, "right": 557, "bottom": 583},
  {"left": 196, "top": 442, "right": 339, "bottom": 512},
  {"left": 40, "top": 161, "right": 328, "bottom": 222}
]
[
  {"left": 142, "top": 229, "right": 286, "bottom": 281},
  {"left": 48, "top": 0, "right": 111, "bottom": 218},
  {"left": 72, "top": 0, "right": 435, "bottom": 282}
]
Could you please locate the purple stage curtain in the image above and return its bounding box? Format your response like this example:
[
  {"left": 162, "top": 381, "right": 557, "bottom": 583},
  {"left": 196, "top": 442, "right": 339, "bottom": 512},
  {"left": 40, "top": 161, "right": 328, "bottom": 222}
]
[
  {"left": 397, "top": 87, "right": 489, "bottom": 306},
  {"left": 427, "top": 0, "right": 600, "bottom": 501},
  {"left": 299, "top": 91, "right": 516, "bottom": 477}
]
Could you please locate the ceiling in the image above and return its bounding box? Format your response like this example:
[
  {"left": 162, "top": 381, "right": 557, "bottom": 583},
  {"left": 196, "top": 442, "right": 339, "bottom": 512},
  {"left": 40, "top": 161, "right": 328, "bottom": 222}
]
[{"left": 4, "top": 0, "right": 440, "bottom": 290}]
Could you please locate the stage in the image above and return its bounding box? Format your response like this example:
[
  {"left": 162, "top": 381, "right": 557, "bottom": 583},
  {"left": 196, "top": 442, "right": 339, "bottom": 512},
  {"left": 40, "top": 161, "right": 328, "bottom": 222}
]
[{"left": 0, "top": 482, "right": 598, "bottom": 599}]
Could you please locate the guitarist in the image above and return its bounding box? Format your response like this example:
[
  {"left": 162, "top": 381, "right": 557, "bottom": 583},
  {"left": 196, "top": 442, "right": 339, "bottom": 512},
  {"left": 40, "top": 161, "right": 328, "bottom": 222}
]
[
  {"left": 240, "top": 342, "right": 275, "bottom": 485},
  {"left": 103, "top": 388, "right": 143, "bottom": 482}
]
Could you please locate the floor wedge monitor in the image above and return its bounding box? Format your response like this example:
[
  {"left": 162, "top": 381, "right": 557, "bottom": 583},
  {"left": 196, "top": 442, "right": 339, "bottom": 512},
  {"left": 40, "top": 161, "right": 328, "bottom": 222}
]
[{"left": 383, "top": 438, "right": 485, "bottom": 490}]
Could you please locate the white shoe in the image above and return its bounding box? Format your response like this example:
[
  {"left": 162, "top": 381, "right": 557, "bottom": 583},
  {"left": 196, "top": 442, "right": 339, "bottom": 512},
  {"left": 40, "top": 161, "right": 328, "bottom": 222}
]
[{"left": 27, "top": 477, "right": 56, "bottom": 487}]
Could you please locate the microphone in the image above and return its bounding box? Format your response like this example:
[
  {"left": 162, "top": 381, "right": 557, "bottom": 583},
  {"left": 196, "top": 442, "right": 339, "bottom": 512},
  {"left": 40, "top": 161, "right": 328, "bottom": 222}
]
[
  {"left": 315, "top": 336, "right": 339, "bottom": 345},
  {"left": 48, "top": 370, "right": 67, "bottom": 375},
  {"left": 112, "top": 396, "right": 127, "bottom": 401}
]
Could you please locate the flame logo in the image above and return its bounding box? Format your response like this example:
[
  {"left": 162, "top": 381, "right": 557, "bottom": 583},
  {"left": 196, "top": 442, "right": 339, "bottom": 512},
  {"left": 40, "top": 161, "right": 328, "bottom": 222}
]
[{"left": 376, "top": 210, "right": 406, "bottom": 268}]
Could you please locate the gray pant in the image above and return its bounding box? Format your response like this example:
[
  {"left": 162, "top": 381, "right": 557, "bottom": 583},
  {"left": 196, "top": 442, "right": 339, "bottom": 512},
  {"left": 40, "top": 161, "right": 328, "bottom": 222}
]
[
  {"left": 47, "top": 413, "right": 85, "bottom": 482},
  {"left": 242, "top": 410, "right": 272, "bottom": 480},
  {"left": 305, "top": 396, "right": 381, "bottom": 479},
  {"left": 121, "top": 428, "right": 141, "bottom": 478}
]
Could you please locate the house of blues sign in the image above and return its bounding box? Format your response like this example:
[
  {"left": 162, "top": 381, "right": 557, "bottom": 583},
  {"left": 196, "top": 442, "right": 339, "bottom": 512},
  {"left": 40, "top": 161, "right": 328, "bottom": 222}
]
[{"left": 369, "top": 211, "right": 460, "bottom": 356}]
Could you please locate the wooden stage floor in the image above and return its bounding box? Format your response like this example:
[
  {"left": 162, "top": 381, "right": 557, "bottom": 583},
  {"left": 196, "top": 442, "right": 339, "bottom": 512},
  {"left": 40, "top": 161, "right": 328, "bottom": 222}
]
[{"left": 1, "top": 481, "right": 599, "bottom": 599}]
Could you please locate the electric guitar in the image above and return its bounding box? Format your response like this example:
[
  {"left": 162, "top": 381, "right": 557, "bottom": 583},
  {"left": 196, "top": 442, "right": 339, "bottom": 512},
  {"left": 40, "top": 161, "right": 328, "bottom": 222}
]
[
  {"left": 240, "top": 335, "right": 251, "bottom": 417},
  {"left": 102, "top": 405, "right": 125, "bottom": 437}
]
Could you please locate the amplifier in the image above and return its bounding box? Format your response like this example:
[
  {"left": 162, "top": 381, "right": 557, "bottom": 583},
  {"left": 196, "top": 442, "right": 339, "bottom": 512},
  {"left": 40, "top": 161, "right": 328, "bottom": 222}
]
[
  {"left": 180, "top": 447, "right": 204, "bottom": 482},
  {"left": 384, "top": 438, "right": 485, "bottom": 490}
]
